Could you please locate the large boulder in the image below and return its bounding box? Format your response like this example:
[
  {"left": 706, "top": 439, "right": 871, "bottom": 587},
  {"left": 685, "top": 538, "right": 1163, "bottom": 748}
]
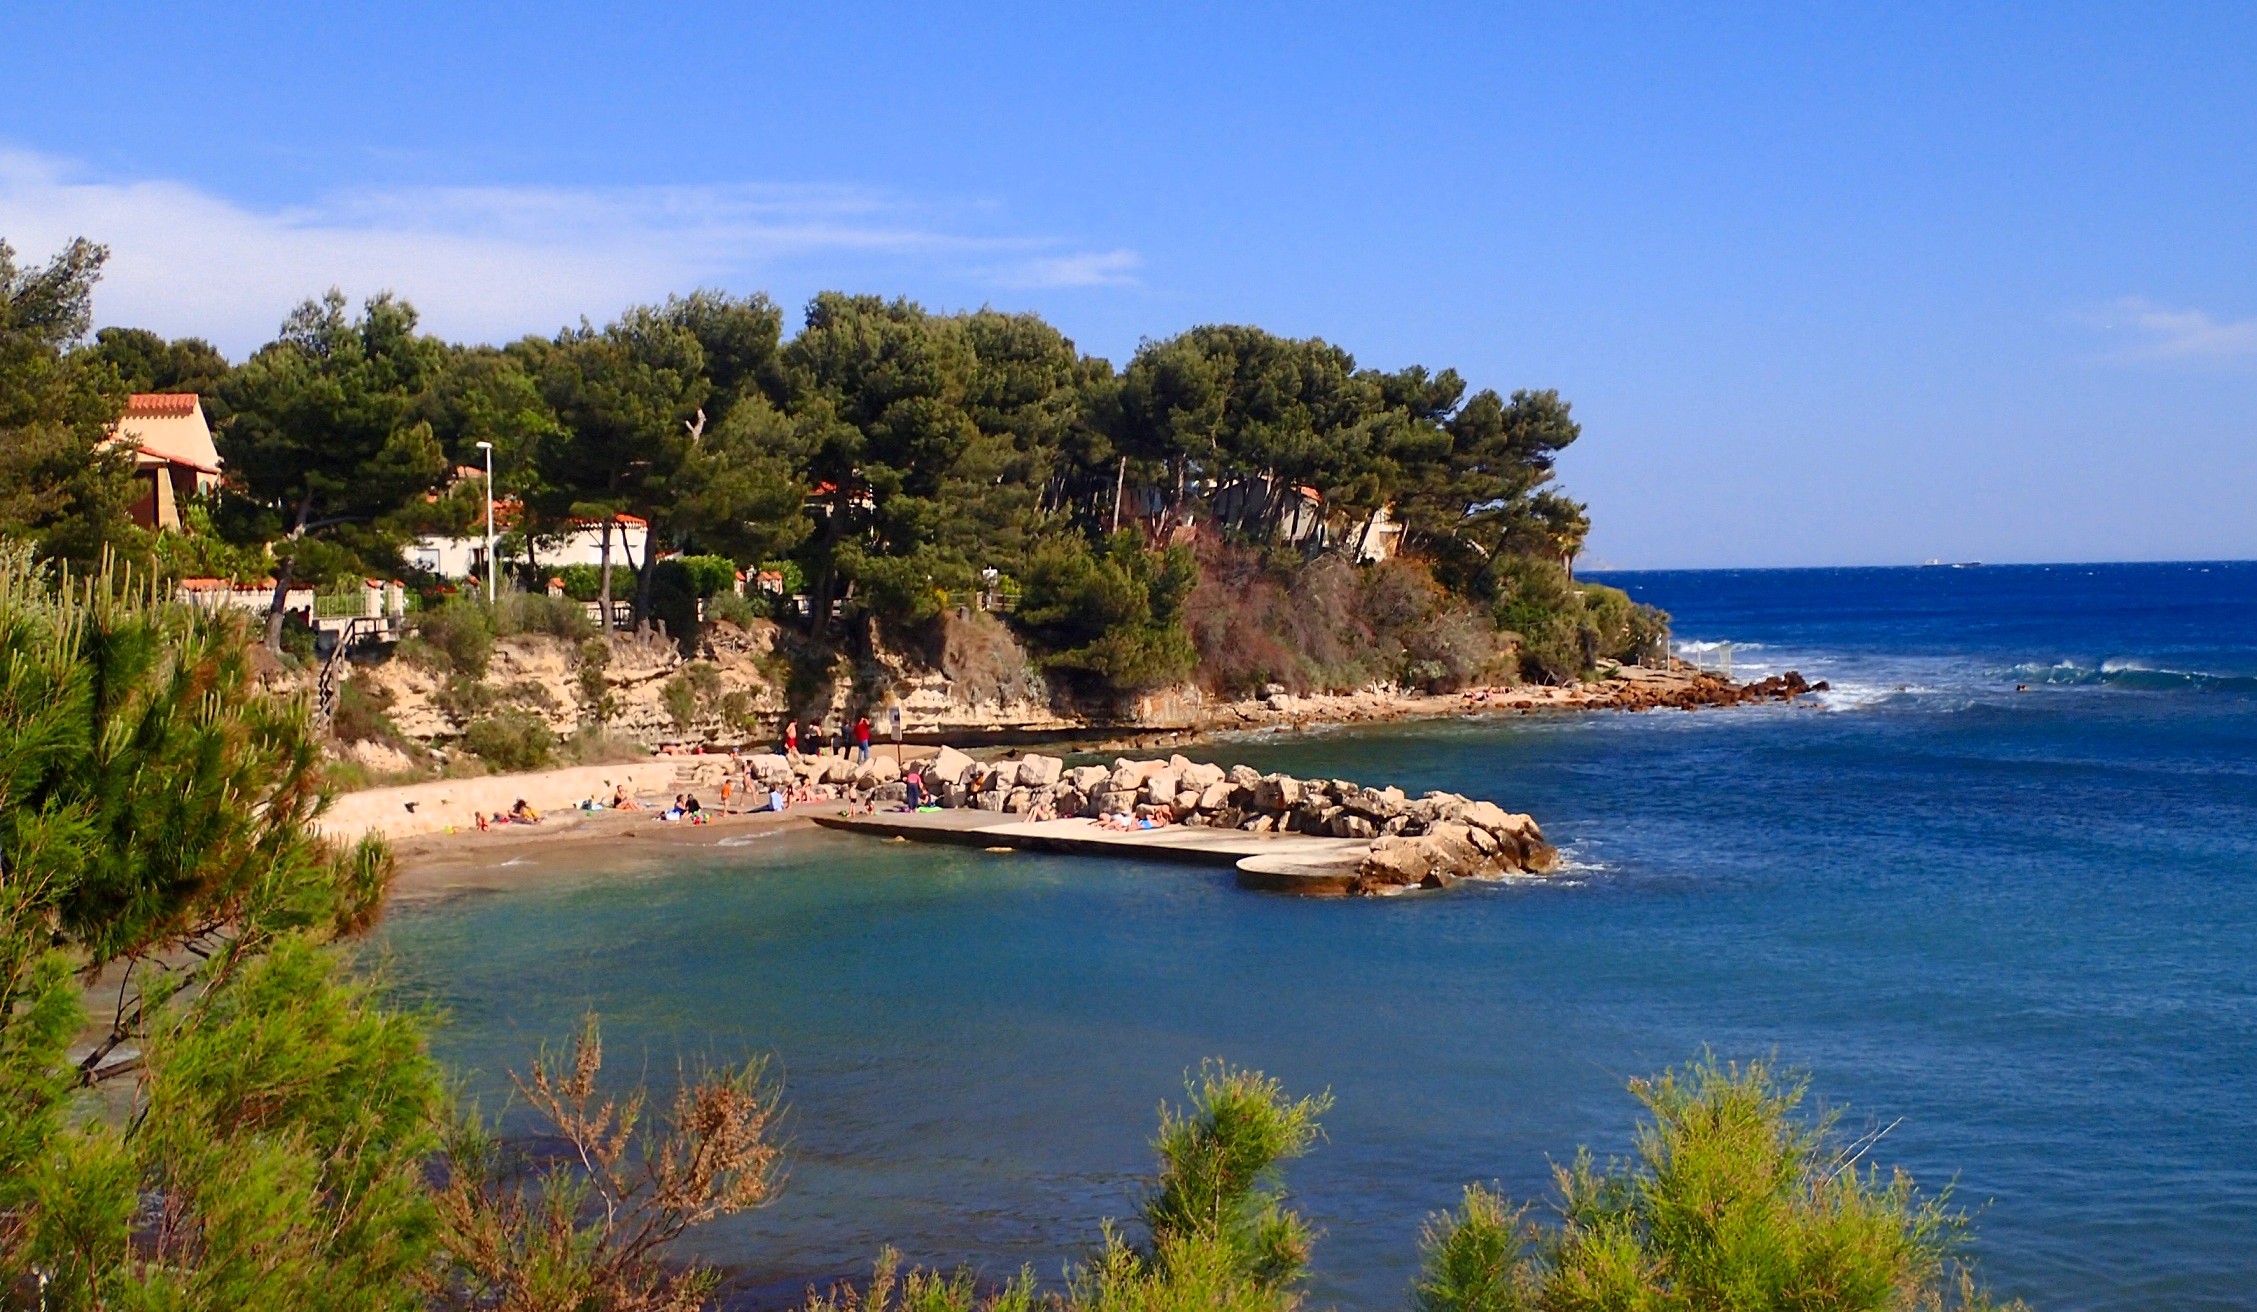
[
  {"left": 1197, "top": 780, "right": 1235, "bottom": 811},
  {"left": 1093, "top": 788, "right": 1139, "bottom": 817},
  {"left": 1348, "top": 785, "right": 1407, "bottom": 819},
  {"left": 974, "top": 788, "right": 1009, "bottom": 812},
  {"left": 1461, "top": 800, "right": 1519, "bottom": 835},
  {"left": 926, "top": 746, "right": 977, "bottom": 787},
  {"left": 1017, "top": 753, "right": 1064, "bottom": 788},
  {"left": 1357, "top": 837, "right": 1431, "bottom": 886},
  {"left": 1330, "top": 813, "right": 1376, "bottom": 839},
  {"left": 746, "top": 753, "right": 793, "bottom": 784},
  {"left": 868, "top": 781, "right": 908, "bottom": 804},
  {"left": 1065, "top": 764, "right": 1112, "bottom": 793},
  {"left": 854, "top": 756, "right": 902, "bottom": 789},
  {"left": 1180, "top": 761, "right": 1227, "bottom": 789},
  {"left": 1254, "top": 775, "right": 1303, "bottom": 811},
  {"left": 1227, "top": 764, "right": 1262, "bottom": 789},
  {"left": 1003, "top": 787, "right": 1031, "bottom": 813},
  {"left": 1141, "top": 769, "right": 1180, "bottom": 807}
]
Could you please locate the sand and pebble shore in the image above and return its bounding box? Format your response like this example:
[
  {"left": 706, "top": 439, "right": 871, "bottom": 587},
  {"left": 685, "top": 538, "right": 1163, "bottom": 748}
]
[{"left": 356, "top": 662, "right": 1818, "bottom": 899}]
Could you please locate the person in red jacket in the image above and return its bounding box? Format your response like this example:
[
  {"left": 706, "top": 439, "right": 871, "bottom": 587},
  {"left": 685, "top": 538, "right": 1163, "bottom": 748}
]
[{"left": 853, "top": 715, "right": 872, "bottom": 763}]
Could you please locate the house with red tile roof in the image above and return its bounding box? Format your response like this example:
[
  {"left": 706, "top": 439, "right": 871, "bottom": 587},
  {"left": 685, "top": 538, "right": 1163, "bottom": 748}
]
[{"left": 107, "top": 393, "right": 222, "bottom": 531}]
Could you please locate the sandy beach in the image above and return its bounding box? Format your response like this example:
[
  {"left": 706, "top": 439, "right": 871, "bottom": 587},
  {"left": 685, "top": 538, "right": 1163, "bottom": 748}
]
[{"left": 383, "top": 802, "right": 825, "bottom": 903}]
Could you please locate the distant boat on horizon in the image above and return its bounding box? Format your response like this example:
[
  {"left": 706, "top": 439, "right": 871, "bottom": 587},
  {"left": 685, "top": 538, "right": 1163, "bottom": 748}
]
[{"left": 1921, "top": 560, "right": 1984, "bottom": 568}]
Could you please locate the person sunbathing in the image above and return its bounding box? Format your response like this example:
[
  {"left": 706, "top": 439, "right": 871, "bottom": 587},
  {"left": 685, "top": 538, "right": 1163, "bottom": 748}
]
[
  {"left": 509, "top": 799, "right": 542, "bottom": 823},
  {"left": 610, "top": 786, "right": 644, "bottom": 811}
]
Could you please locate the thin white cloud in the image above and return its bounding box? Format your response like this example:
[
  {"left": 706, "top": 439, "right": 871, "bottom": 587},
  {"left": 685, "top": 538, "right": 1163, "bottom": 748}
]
[
  {"left": 2087, "top": 295, "right": 2257, "bottom": 362},
  {"left": 991, "top": 248, "right": 1142, "bottom": 289},
  {"left": 0, "top": 149, "right": 1138, "bottom": 355}
]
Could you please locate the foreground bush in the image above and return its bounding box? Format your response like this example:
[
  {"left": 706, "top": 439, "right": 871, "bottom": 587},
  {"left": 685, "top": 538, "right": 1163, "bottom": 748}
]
[
  {"left": 811, "top": 1062, "right": 1331, "bottom": 1312},
  {"left": 820, "top": 1057, "right": 2024, "bottom": 1312},
  {"left": 1416, "top": 1055, "right": 2024, "bottom": 1312}
]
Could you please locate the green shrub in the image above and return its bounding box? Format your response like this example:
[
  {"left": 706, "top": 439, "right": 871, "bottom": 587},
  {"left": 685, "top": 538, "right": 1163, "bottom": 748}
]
[
  {"left": 1491, "top": 556, "right": 1584, "bottom": 684},
  {"left": 661, "top": 662, "right": 724, "bottom": 732},
  {"left": 674, "top": 554, "right": 739, "bottom": 598},
  {"left": 811, "top": 1061, "right": 1327, "bottom": 1312},
  {"left": 556, "top": 563, "right": 603, "bottom": 602},
  {"left": 1579, "top": 581, "right": 1669, "bottom": 666},
  {"left": 460, "top": 708, "right": 554, "bottom": 772},
  {"left": 705, "top": 588, "right": 765, "bottom": 627},
  {"left": 1413, "top": 1055, "right": 2023, "bottom": 1312},
  {"left": 494, "top": 591, "right": 594, "bottom": 640},
  {"left": 409, "top": 599, "right": 495, "bottom": 678},
  {"left": 558, "top": 725, "right": 650, "bottom": 766},
  {"left": 646, "top": 556, "right": 749, "bottom": 652},
  {"left": 760, "top": 558, "right": 805, "bottom": 595},
  {"left": 576, "top": 638, "right": 615, "bottom": 725},
  {"left": 331, "top": 678, "right": 401, "bottom": 746}
]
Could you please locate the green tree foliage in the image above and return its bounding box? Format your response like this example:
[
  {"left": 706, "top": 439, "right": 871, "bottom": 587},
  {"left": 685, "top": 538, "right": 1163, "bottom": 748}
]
[
  {"left": 0, "top": 238, "right": 138, "bottom": 566},
  {"left": 22, "top": 260, "right": 1660, "bottom": 698},
  {"left": 0, "top": 548, "right": 445, "bottom": 1304},
  {"left": 1017, "top": 533, "right": 1199, "bottom": 694},
  {"left": 219, "top": 289, "right": 450, "bottom": 646},
  {"left": 85, "top": 325, "right": 234, "bottom": 410},
  {"left": 1414, "top": 1056, "right": 2025, "bottom": 1312}
]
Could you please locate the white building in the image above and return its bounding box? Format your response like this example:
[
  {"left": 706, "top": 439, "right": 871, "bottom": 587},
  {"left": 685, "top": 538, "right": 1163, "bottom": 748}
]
[{"left": 408, "top": 513, "right": 650, "bottom": 581}]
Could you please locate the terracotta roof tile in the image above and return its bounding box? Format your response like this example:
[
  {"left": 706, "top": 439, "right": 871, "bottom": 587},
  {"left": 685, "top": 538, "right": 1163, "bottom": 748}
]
[{"left": 125, "top": 393, "right": 200, "bottom": 416}]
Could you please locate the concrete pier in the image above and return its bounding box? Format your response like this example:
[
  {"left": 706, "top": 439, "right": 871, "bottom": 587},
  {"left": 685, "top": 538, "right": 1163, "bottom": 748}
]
[{"left": 809, "top": 810, "right": 1371, "bottom": 894}]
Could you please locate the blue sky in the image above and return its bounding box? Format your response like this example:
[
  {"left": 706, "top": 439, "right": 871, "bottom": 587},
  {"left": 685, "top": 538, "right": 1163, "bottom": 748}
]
[{"left": 4, "top": 2, "right": 2253, "bottom": 567}]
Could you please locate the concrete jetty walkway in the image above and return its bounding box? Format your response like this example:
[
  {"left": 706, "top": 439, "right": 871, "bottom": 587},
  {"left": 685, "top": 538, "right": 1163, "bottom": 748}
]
[{"left": 810, "top": 811, "right": 1372, "bottom": 893}]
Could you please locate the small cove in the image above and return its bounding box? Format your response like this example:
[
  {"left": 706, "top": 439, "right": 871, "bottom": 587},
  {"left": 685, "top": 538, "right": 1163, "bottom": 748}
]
[{"left": 374, "top": 563, "right": 2257, "bottom": 1311}]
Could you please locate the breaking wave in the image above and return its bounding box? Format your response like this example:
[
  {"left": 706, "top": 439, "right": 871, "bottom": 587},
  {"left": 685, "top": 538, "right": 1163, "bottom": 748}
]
[{"left": 2008, "top": 660, "right": 2257, "bottom": 695}]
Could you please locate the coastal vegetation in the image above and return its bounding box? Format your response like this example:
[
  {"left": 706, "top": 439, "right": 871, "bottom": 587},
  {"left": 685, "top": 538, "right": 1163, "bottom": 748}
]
[{"left": 3, "top": 234, "right": 1666, "bottom": 756}]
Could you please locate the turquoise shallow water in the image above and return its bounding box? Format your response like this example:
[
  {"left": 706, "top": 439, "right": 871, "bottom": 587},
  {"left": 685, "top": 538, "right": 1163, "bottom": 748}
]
[{"left": 374, "top": 563, "right": 2257, "bottom": 1310}]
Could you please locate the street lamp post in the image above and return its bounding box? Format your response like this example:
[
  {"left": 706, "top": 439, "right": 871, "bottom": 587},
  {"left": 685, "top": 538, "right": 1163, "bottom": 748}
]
[{"left": 475, "top": 441, "right": 495, "bottom": 606}]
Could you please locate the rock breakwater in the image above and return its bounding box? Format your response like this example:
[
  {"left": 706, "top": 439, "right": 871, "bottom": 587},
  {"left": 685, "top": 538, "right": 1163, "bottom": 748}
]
[{"left": 752, "top": 747, "right": 1556, "bottom": 895}]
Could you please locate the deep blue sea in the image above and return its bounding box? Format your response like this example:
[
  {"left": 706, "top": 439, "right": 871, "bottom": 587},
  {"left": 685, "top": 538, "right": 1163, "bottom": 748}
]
[{"left": 373, "top": 562, "right": 2257, "bottom": 1311}]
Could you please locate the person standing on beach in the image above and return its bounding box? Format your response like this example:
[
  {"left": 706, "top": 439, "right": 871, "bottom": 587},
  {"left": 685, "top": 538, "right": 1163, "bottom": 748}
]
[
  {"left": 805, "top": 720, "right": 826, "bottom": 758},
  {"left": 783, "top": 719, "right": 799, "bottom": 759},
  {"left": 853, "top": 715, "right": 872, "bottom": 763}
]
